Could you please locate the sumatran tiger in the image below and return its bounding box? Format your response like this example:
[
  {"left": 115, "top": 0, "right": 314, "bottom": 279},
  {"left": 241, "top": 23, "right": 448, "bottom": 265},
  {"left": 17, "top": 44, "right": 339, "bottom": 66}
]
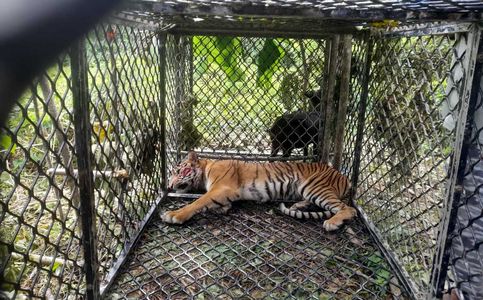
[{"left": 161, "top": 151, "right": 357, "bottom": 231}]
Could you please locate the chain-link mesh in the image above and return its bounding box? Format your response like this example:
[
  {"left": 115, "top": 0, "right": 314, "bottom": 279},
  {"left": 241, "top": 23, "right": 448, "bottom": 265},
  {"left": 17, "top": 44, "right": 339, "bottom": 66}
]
[
  {"left": 3, "top": 4, "right": 483, "bottom": 298},
  {"left": 355, "top": 32, "right": 471, "bottom": 297},
  {"left": 107, "top": 199, "right": 406, "bottom": 299},
  {"left": 0, "top": 55, "right": 85, "bottom": 298},
  {"left": 165, "top": 35, "right": 327, "bottom": 169},
  {"left": 135, "top": 0, "right": 483, "bottom": 11},
  {"left": 447, "top": 59, "right": 483, "bottom": 299},
  {"left": 0, "top": 23, "right": 164, "bottom": 298},
  {"left": 120, "top": 0, "right": 483, "bottom": 38},
  {"left": 84, "top": 24, "right": 163, "bottom": 279},
  {"left": 114, "top": 33, "right": 408, "bottom": 299}
]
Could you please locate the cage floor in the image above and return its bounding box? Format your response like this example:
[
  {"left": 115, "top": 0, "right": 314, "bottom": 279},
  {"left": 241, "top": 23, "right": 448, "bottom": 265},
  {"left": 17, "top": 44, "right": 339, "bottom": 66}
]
[{"left": 106, "top": 197, "right": 407, "bottom": 299}]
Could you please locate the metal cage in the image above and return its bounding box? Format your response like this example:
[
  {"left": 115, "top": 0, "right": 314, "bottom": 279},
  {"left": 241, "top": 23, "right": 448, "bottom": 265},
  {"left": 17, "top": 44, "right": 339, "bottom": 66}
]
[{"left": 1, "top": 1, "right": 483, "bottom": 299}]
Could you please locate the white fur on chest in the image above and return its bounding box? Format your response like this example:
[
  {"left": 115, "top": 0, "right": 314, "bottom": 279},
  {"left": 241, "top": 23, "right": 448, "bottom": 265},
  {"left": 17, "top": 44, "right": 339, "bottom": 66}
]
[{"left": 205, "top": 178, "right": 213, "bottom": 191}]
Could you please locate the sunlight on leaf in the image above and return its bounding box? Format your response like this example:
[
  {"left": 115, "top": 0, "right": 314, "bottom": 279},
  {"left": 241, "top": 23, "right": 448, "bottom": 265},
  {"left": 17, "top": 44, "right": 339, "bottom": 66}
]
[
  {"left": 192, "top": 36, "right": 245, "bottom": 82},
  {"left": 0, "top": 133, "right": 16, "bottom": 155},
  {"left": 214, "top": 36, "right": 245, "bottom": 82},
  {"left": 257, "top": 39, "right": 284, "bottom": 88}
]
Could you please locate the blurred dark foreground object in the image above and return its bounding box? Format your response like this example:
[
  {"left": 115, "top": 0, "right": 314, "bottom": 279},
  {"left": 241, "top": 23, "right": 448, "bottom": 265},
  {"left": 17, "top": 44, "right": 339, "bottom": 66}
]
[
  {"left": 0, "top": 0, "right": 121, "bottom": 127},
  {"left": 0, "top": 0, "right": 120, "bottom": 297}
]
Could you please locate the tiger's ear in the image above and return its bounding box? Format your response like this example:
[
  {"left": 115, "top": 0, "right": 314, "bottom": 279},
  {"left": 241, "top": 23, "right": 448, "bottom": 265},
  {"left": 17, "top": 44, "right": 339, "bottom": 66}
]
[{"left": 187, "top": 151, "right": 199, "bottom": 163}]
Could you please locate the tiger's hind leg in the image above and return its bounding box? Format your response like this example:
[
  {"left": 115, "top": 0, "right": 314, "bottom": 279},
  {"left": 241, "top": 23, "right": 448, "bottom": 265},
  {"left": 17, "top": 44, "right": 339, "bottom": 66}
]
[{"left": 309, "top": 189, "right": 357, "bottom": 231}]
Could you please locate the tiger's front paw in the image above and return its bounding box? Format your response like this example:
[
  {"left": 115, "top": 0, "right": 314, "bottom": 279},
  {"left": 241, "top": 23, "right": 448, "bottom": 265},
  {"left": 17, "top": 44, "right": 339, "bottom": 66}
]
[
  {"left": 323, "top": 218, "right": 343, "bottom": 232},
  {"left": 161, "top": 210, "right": 186, "bottom": 224}
]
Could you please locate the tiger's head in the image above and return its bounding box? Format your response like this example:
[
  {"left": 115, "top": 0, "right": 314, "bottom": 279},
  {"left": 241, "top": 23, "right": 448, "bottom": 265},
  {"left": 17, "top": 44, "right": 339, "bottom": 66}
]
[{"left": 168, "top": 151, "right": 204, "bottom": 193}]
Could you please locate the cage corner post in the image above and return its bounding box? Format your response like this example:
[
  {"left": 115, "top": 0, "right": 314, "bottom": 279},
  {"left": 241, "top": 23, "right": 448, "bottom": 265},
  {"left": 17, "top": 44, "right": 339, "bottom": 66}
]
[
  {"left": 319, "top": 34, "right": 340, "bottom": 163},
  {"left": 349, "top": 34, "right": 372, "bottom": 200},
  {"left": 173, "top": 34, "right": 187, "bottom": 161},
  {"left": 158, "top": 32, "right": 168, "bottom": 191},
  {"left": 333, "top": 33, "right": 352, "bottom": 170},
  {"left": 428, "top": 24, "right": 482, "bottom": 300},
  {"left": 70, "top": 37, "right": 100, "bottom": 299}
]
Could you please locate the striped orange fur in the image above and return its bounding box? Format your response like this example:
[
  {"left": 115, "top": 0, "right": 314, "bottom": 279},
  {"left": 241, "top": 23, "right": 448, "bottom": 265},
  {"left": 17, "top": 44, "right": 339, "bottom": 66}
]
[{"left": 161, "top": 151, "right": 357, "bottom": 231}]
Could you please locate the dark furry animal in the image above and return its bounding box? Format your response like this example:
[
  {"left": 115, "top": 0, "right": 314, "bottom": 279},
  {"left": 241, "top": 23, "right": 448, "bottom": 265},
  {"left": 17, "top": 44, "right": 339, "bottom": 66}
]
[{"left": 269, "top": 90, "right": 323, "bottom": 159}]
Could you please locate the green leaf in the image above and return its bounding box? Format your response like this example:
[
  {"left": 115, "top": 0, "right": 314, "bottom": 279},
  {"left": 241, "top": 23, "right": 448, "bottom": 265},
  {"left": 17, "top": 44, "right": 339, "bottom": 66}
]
[
  {"left": 2, "top": 261, "right": 20, "bottom": 291},
  {"left": 52, "top": 261, "right": 62, "bottom": 272},
  {"left": 214, "top": 36, "right": 244, "bottom": 82},
  {"left": 366, "top": 254, "right": 391, "bottom": 287},
  {"left": 375, "top": 268, "right": 391, "bottom": 286},
  {"left": 192, "top": 36, "right": 245, "bottom": 82},
  {"left": 257, "top": 39, "right": 284, "bottom": 87},
  {"left": 0, "top": 133, "right": 16, "bottom": 155}
]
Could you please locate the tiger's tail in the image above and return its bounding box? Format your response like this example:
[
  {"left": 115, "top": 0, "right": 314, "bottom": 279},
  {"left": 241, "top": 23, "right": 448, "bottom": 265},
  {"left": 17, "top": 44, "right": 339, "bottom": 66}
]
[{"left": 279, "top": 203, "right": 332, "bottom": 220}]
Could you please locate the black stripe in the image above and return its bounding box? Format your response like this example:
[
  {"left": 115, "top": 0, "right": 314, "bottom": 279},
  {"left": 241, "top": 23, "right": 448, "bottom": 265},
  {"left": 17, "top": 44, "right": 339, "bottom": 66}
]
[
  {"left": 273, "top": 172, "right": 284, "bottom": 182},
  {"left": 280, "top": 179, "right": 292, "bottom": 198},
  {"left": 300, "top": 176, "right": 324, "bottom": 196},
  {"left": 211, "top": 198, "right": 224, "bottom": 207},
  {"left": 328, "top": 171, "right": 339, "bottom": 186},
  {"left": 265, "top": 181, "right": 273, "bottom": 200},
  {"left": 322, "top": 198, "right": 339, "bottom": 211},
  {"left": 212, "top": 166, "right": 233, "bottom": 186},
  {"left": 280, "top": 179, "right": 286, "bottom": 196},
  {"left": 326, "top": 202, "right": 344, "bottom": 212},
  {"left": 266, "top": 170, "right": 273, "bottom": 182},
  {"left": 295, "top": 164, "right": 304, "bottom": 174}
]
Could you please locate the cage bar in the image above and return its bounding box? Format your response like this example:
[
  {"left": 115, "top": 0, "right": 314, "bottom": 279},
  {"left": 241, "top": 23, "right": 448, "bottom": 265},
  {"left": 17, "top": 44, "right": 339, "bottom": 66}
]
[
  {"left": 430, "top": 27, "right": 483, "bottom": 298},
  {"left": 333, "top": 34, "right": 352, "bottom": 170},
  {"left": 159, "top": 33, "right": 169, "bottom": 190},
  {"left": 2, "top": 1, "right": 483, "bottom": 299},
  {"left": 70, "top": 38, "right": 100, "bottom": 299}
]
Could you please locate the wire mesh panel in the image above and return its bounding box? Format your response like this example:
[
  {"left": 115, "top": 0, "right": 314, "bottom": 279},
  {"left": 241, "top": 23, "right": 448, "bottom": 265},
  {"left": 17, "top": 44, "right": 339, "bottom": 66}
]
[
  {"left": 164, "top": 35, "right": 191, "bottom": 170},
  {"left": 0, "top": 56, "right": 85, "bottom": 298},
  {"left": 0, "top": 22, "right": 165, "bottom": 298},
  {"left": 165, "top": 35, "right": 328, "bottom": 169},
  {"left": 83, "top": 23, "right": 164, "bottom": 289},
  {"left": 122, "top": 0, "right": 483, "bottom": 39},
  {"left": 3, "top": 1, "right": 483, "bottom": 297},
  {"left": 446, "top": 53, "right": 483, "bottom": 299},
  {"left": 355, "top": 28, "right": 475, "bottom": 297},
  {"left": 106, "top": 199, "right": 407, "bottom": 299}
]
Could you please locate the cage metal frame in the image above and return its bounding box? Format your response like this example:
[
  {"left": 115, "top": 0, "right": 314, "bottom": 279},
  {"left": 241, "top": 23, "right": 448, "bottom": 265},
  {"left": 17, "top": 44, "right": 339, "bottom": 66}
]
[
  {"left": 105, "top": 21, "right": 482, "bottom": 300},
  {"left": 1, "top": 1, "right": 483, "bottom": 299}
]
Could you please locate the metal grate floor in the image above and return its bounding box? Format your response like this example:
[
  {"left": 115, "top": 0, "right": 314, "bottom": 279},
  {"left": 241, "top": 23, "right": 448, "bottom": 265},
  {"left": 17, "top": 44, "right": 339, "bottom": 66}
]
[{"left": 106, "top": 197, "right": 407, "bottom": 299}]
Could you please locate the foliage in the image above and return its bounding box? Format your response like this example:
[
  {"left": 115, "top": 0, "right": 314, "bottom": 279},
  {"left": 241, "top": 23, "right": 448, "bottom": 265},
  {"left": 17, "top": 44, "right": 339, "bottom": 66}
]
[
  {"left": 257, "top": 39, "right": 285, "bottom": 88},
  {"left": 0, "top": 132, "right": 15, "bottom": 156},
  {"left": 366, "top": 254, "right": 391, "bottom": 287},
  {"left": 370, "top": 35, "right": 453, "bottom": 178},
  {"left": 193, "top": 36, "right": 245, "bottom": 82},
  {"left": 189, "top": 37, "right": 325, "bottom": 150},
  {"left": 193, "top": 37, "right": 289, "bottom": 88}
]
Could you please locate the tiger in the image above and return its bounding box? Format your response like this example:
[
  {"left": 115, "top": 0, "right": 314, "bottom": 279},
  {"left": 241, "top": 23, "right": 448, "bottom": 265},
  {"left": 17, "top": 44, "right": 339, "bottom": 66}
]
[{"left": 161, "top": 151, "right": 357, "bottom": 231}]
